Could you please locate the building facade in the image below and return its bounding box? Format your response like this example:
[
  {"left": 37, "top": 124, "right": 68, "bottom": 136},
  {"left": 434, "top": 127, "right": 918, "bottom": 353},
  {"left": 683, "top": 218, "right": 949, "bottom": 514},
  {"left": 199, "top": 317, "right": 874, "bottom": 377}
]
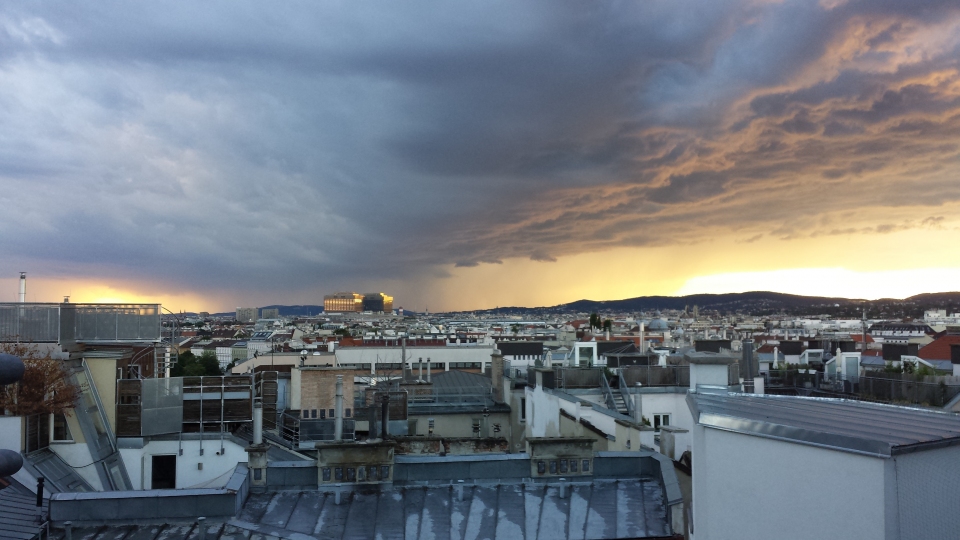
[{"left": 323, "top": 292, "right": 364, "bottom": 312}]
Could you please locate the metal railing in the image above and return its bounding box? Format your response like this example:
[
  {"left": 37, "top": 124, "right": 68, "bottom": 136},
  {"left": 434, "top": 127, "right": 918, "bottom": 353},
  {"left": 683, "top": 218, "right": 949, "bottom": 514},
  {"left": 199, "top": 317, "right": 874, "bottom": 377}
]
[
  {"left": 621, "top": 365, "right": 691, "bottom": 387},
  {"left": 617, "top": 371, "right": 635, "bottom": 418},
  {"left": 599, "top": 372, "right": 617, "bottom": 411}
]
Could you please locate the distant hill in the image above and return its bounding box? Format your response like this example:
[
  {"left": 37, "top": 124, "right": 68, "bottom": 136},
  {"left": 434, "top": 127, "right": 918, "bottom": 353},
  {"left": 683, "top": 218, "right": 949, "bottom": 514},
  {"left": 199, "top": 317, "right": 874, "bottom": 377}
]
[
  {"left": 208, "top": 305, "right": 325, "bottom": 318},
  {"left": 463, "top": 291, "right": 960, "bottom": 318}
]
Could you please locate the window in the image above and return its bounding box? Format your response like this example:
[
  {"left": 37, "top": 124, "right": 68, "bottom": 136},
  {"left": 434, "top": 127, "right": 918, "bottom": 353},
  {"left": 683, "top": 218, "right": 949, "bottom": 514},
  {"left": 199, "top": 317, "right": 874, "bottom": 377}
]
[
  {"left": 653, "top": 414, "right": 671, "bottom": 433},
  {"left": 570, "top": 460, "right": 578, "bottom": 473},
  {"left": 329, "top": 409, "right": 335, "bottom": 418},
  {"left": 520, "top": 398, "right": 526, "bottom": 421},
  {"left": 345, "top": 408, "right": 352, "bottom": 418},
  {"left": 380, "top": 465, "right": 390, "bottom": 480},
  {"left": 428, "top": 418, "right": 435, "bottom": 434},
  {"left": 52, "top": 414, "right": 72, "bottom": 442},
  {"left": 582, "top": 459, "right": 590, "bottom": 472},
  {"left": 322, "top": 468, "right": 332, "bottom": 481}
]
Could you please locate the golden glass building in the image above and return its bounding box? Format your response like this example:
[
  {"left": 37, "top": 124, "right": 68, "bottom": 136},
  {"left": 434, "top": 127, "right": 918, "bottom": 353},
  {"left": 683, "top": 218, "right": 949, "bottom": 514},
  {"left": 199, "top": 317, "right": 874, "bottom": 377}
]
[
  {"left": 323, "top": 292, "right": 363, "bottom": 312},
  {"left": 323, "top": 292, "right": 394, "bottom": 313}
]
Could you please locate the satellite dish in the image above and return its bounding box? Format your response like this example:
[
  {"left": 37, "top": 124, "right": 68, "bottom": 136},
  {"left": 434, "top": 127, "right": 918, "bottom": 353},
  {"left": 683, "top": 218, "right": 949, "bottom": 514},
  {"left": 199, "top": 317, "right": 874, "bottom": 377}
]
[
  {"left": 0, "top": 353, "right": 25, "bottom": 386},
  {"left": 0, "top": 449, "right": 23, "bottom": 477}
]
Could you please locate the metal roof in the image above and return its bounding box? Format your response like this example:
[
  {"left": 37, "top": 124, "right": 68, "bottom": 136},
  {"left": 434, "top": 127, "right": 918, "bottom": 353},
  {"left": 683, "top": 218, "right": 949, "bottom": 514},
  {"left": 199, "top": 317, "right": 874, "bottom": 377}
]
[
  {"left": 0, "top": 489, "right": 47, "bottom": 540},
  {"left": 688, "top": 391, "right": 960, "bottom": 457},
  {"left": 48, "top": 479, "right": 671, "bottom": 539}
]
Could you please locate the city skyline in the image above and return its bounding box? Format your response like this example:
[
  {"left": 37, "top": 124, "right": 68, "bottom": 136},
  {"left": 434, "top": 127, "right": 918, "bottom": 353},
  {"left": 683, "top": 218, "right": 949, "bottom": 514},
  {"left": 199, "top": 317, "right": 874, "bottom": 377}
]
[{"left": 2, "top": 1, "right": 960, "bottom": 312}]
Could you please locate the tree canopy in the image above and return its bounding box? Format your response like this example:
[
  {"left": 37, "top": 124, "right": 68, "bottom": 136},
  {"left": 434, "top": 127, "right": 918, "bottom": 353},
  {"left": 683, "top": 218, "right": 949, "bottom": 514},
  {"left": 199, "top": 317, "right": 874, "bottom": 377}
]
[{"left": 0, "top": 343, "right": 79, "bottom": 416}]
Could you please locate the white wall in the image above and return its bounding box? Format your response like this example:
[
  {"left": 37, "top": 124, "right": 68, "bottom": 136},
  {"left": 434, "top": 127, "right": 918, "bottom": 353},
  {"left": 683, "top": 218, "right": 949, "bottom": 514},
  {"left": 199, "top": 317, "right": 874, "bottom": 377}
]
[
  {"left": 0, "top": 416, "right": 22, "bottom": 452},
  {"left": 895, "top": 445, "right": 960, "bottom": 540},
  {"left": 524, "top": 385, "right": 561, "bottom": 439},
  {"left": 119, "top": 438, "right": 248, "bottom": 490},
  {"left": 638, "top": 392, "right": 692, "bottom": 454},
  {"left": 689, "top": 364, "right": 728, "bottom": 388},
  {"left": 49, "top": 441, "right": 104, "bottom": 491},
  {"left": 692, "top": 427, "right": 886, "bottom": 540},
  {"left": 335, "top": 345, "right": 495, "bottom": 372}
]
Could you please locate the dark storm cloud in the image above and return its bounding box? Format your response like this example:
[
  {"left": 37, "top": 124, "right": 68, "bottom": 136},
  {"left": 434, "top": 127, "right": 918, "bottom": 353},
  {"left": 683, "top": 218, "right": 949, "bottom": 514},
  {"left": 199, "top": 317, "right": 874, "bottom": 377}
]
[{"left": 0, "top": 0, "right": 959, "bottom": 300}]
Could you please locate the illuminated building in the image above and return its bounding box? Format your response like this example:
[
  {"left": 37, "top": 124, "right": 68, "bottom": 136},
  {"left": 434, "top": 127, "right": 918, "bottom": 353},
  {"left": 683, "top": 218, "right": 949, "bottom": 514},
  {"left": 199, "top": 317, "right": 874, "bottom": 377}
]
[
  {"left": 324, "top": 292, "right": 364, "bottom": 312},
  {"left": 362, "top": 293, "right": 393, "bottom": 313}
]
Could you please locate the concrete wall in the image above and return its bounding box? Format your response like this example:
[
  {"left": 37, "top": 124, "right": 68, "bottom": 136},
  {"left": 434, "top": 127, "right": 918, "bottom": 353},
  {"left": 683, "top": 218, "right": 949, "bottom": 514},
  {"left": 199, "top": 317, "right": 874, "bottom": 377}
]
[
  {"left": 393, "top": 454, "right": 529, "bottom": 483},
  {"left": 692, "top": 426, "right": 886, "bottom": 540},
  {"left": 895, "top": 444, "right": 960, "bottom": 540},
  {"left": 266, "top": 461, "right": 317, "bottom": 490},
  {"left": 335, "top": 345, "right": 495, "bottom": 372},
  {"left": 689, "top": 364, "right": 727, "bottom": 388},
  {"left": 525, "top": 385, "right": 561, "bottom": 438},
  {"left": 119, "top": 438, "right": 248, "bottom": 490},
  {"left": 85, "top": 357, "right": 117, "bottom": 432},
  {"left": 408, "top": 411, "right": 511, "bottom": 439}
]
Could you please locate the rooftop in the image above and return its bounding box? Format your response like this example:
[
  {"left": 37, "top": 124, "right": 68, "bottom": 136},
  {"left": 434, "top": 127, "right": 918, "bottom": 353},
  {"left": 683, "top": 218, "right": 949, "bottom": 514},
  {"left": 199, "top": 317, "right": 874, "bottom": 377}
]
[
  {"left": 52, "top": 479, "right": 672, "bottom": 540},
  {"left": 688, "top": 391, "right": 960, "bottom": 457}
]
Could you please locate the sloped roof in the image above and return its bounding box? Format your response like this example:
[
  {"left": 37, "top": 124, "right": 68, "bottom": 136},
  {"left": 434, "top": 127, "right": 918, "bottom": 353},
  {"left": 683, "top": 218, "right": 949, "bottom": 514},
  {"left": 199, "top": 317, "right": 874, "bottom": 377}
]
[
  {"left": 51, "top": 479, "right": 671, "bottom": 539},
  {"left": 688, "top": 392, "right": 960, "bottom": 457},
  {"left": 0, "top": 488, "right": 47, "bottom": 540},
  {"left": 918, "top": 335, "right": 960, "bottom": 361}
]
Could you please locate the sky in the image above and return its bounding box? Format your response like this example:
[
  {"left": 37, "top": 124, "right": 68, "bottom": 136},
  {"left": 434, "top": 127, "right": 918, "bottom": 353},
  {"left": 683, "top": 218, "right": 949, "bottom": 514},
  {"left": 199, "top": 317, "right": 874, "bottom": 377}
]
[{"left": 1, "top": 1, "right": 959, "bottom": 312}]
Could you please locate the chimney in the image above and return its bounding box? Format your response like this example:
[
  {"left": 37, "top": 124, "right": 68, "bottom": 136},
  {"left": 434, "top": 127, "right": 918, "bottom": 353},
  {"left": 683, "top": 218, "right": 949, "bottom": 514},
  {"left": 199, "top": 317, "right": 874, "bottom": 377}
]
[
  {"left": 401, "top": 338, "right": 407, "bottom": 379},
  {"left": 418, "top": 358, "right": 423, "bottom": 382},
  {"left": 491, "top": 348, "right": 504, "bottom": 403},
  {"left": 253, "top": 402, "right": 263, "bottom": 445},
  {"left": 426, "top": 357, "right": 431, "bottom": 383},
  {"left": 754, "top": 376, "right": 765, "bottom": 395},
  {"left": 741, "top": 339, "right": 755, "bottom": 380},
  {"left": 639, "top": 322, "right": 645, "bottom": 354},
  {"left": 335, "top": 375, "right": 344, "bottom": 442},
  {"left": 773, "top": 346, "right": 779, "bottom": 368},
  {"left": 633, "top": 387, "right": 643, "bottom": 424},
  {"left": 18, "top": 272, "right": 25, "bottom": 303}
]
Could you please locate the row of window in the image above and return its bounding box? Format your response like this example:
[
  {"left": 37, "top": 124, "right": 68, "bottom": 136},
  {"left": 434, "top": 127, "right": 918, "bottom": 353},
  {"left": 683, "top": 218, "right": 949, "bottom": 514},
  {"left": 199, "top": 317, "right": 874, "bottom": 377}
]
[
  {"left": 321, "top": 465, "right": 390, "bottom": 483},
  {"left": 537, "top": 458, "right": 590, "bottom": 475},
  {"left": 302, "top": 408, "right": 352, "bottom": 419},
  {"left": 338, "top": 362, "right": 485, "bottom": 370}
]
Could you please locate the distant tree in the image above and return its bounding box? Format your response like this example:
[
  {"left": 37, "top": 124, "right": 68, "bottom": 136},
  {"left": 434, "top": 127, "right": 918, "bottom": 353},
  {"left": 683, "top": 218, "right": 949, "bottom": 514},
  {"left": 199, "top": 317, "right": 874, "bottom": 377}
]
[
  {"left": 171, "top": 350, "right": 224, "bottom": 377},
  {"left": 602, "top": 319, "right": 613, "bottom": 333},
  {"left": 589, "top": 313, "right": 601, "bottom": 330},
  {"left": 0, "top": 343, "right": 79, "bottom": 416}
]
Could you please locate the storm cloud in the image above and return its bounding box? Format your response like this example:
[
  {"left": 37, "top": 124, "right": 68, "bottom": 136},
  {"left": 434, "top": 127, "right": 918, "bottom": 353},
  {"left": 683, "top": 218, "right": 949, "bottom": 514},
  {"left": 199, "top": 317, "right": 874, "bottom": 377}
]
[{"left": 1, "top": 0, "right": 959, "bottom": 306}]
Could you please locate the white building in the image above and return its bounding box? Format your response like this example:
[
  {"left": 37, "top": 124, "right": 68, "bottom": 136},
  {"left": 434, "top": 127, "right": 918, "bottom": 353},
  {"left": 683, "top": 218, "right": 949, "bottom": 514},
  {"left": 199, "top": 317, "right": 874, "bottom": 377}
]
[{"left": 687, "top": 392, "right": 960, "bottom": 540}]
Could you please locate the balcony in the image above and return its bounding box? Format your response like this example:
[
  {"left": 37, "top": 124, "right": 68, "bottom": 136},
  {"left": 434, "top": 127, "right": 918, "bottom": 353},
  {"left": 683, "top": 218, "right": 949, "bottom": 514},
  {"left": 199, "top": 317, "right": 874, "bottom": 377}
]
[{"left": 0, "top": 303, "right": 161, "bottom": 344}]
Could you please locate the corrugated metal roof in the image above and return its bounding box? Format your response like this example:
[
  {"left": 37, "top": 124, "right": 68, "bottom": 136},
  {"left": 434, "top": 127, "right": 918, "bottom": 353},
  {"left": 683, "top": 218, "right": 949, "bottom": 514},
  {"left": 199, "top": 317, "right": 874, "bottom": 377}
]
[
  {"left": 688, "top": 392, "right": 960, "bottom": 457},
  {"left": 0, "top": 489, "right": 46, "bottom": 540}
]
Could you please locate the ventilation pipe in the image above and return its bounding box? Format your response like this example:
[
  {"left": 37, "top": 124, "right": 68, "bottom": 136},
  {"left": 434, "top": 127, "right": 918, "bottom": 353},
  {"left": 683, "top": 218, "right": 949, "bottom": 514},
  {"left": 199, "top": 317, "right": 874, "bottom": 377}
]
[
  {"left": 639, "top": 322, "right": 645, "bottom": 354},
  {"left": 426, "top": 357, "right": 431, "bottom": 383},
  {"left": 457, "top": 479, "right": 464, "bottom": 501},
  {"left": 253, "top": 402, "right": 263, "bottom": 445},
  {"left": 559, "top": 478, "right": 567, "bottom": 499},
  {"left": 418, "top": 358, "right": 423, "bottom": 382},
  {"left": 335, "top": 375, "right": 344, "bottom": 442},
  {"left": 18, "top": 272, "right": 25, "bottom": 303}
]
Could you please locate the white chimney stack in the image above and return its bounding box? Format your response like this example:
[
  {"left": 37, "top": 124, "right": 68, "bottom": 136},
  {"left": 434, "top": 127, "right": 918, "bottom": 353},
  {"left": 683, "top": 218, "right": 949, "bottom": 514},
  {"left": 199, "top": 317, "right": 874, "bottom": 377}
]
[
  {"left": 18, "top": 272, "right": 26, "bottom": 303},
  {"left": 253, "top": 402, "right": 263, "bottom": 445}
]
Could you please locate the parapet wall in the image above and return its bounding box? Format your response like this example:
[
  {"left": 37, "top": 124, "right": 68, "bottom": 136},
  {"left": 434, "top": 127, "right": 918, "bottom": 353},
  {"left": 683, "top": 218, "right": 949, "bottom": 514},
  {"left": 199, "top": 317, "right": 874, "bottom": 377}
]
[{"left": 49, "top": 464, "right": 249, "bottom": 525}]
